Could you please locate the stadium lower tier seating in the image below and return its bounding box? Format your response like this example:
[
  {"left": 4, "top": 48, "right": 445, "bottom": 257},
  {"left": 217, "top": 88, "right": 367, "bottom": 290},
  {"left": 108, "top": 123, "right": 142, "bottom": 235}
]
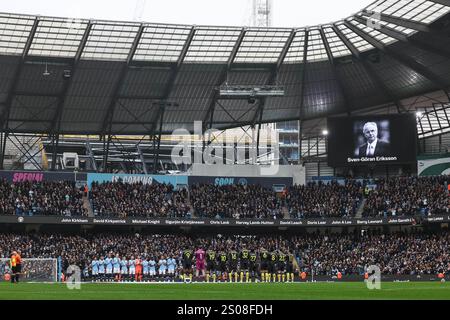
[
  {"left": 0, "top": 175, "right": 448, "bottom": 219},
  {"left": 1, "top": 231, "right": 449, "bottom": 277}
]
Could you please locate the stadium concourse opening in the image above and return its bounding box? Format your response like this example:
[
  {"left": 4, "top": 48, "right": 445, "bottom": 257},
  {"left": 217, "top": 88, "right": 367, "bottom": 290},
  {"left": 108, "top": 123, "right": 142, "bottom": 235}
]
[{"left": 0, "top": 0, "right": 450, "bottom": 302}]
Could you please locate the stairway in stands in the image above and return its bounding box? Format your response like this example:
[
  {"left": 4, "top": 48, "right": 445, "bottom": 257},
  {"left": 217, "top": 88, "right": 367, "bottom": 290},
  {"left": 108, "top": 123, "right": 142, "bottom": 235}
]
[
  {"left": 83, "top": 196, "right": 94, "bottom": 217},
  {"left": 282, "top": 206, "right": 290, "bottom": 219},
  {"left": 355, "top": 197, "right": 367, "bottom": 218}
]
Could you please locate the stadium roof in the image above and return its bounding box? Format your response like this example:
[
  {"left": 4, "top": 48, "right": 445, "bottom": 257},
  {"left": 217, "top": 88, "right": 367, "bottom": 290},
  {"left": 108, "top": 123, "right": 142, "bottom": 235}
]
[{"left": 0, "top": 0, "right": 450, "bottom": 135}]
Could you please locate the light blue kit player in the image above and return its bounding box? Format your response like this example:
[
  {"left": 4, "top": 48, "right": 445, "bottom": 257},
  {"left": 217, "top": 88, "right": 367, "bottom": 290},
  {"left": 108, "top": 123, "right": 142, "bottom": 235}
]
[
  {"left": 113, "top": 255, "right": 121, "bottom": 279},
  {"left": 128, "top": 257, "right": 136, "bottom": 280},
  {"left": 167, "top": 256, "right": 177, "bottom": 276},
  {"left": 98, "top": 257, "right": 105, "bottom": 280},
  {"left": 149, "top": 258, "right": 156, "bottom": 277},
  {"left": 91, "top": 257, "right": 99, "bottom": 279},
  {"left": 142, "top": 258, "right": 149, "bottom": 280},
  {"left": 105, "top": 255, "right": 113, "bottom": 281},
  {"left": 158, "top": 256, "right": 167, "bottom": 276},
  {"left": 120, "top": 258, "right": 128, "bottom": 280}
]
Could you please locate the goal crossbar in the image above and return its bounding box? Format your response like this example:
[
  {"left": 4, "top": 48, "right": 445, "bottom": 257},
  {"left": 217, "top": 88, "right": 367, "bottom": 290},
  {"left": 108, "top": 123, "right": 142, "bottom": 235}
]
[{"left": 0, "top": 258, "right": 58, "bottom": 282}]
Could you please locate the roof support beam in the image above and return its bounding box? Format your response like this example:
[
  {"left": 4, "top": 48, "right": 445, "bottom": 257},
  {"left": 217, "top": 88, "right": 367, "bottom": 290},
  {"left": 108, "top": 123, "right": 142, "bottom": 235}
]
[
  {"left": 153, "top": 105, "right": 165, "bottom": 173},
  {"left": 160, "top": 26, "right": 196, "bottom": 100},
  {"left": 99, "top": 25, "right": 145, "bottom": 171},
  {"left": 298, "top": 29, "right": 309, "bottom": 119},
  {"left": 334, "top": 23, "right": 406, "bottom": 112},
  {"left": 137, "top": 145, "right": 148, "bottom": 174},
  {"left": 100, "top": 24, "right": 145, "bottom": 136},
  {"left": 86, "top": 140, "right": 98, "bottom": 172},
  {"left": 432, "top": 0, "right": 450, "bottom": 6},
  {"left": 147, "top": 26, "right": 196, "bottom": 136},
  {"left": 202, "top": 28, "right": 247, "bottom": 132},
  {"left": 353, "top": 16, "right": 408, "bottom": 41},
  {"left": 49, "top": 22, "right": 92, "bottom": 146},
  {"left": 344, "top": 21, "right": 449, "bottom": 90},
  {"left": 432, "top": 104, "right": 443, "bottom": 130},
  {"left": 1, "top": 17, "right": 39, "bottom": 131},
  {"left": 361, "top": 10, "right": 431, "bottom": 33},
  {"left": 102, "top": 135, "right": 112, "bottom": 172},
  {"left": 353, "top": 15, "right": 450, "bottom": 58},
  {"left": 14, "top": 92, "right": 164, "bottom": 101},
  {"left": 319, "top": 27, "right": 353, "bottom": 115},
  {"left": 0, "top": 132, "right": 7, "bottom": 169},
  {"left": 361, "top": 59, "right": 406, "bottom": 112},
  {"left": 277, "top": 29, "right": 296, "bottom": 69},
  {"left": 331, "top": 25, "right": 360, "bottom": 59},
  {"left": 251, "top": 29, "right": 297, "bottom": 126}
]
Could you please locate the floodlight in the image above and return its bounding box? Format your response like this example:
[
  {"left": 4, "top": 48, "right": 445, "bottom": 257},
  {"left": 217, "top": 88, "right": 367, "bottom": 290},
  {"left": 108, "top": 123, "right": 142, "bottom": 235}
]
[{"left": 218, "top": 85, "right": 285, "bottom": 98}]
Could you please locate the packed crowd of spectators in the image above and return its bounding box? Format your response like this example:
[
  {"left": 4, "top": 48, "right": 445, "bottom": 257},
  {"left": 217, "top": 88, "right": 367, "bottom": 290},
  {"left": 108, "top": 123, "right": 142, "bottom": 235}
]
[
  {"left": 190, "top": 184, "right": 284, "bottom": 219},
  {"left": 0, "top": 175, "right": 448, "bottom": 219},
  {"left": 0, "top": 179, "right": 86, "bottom": 216},
  {"left": 296, "top": 232, "right": 450, "bottom": 275},
  {"left": 89, "top": 181, "right": 190, "bottom": 218},
  {"left": 363, "top": 176, "right": 450, "bottom": 217},
  {"left": 0, "top": 231, "right": 449, "bottom": 276},
  {"left": 285, "top": 181, "right": 364, "bottom": 218}
]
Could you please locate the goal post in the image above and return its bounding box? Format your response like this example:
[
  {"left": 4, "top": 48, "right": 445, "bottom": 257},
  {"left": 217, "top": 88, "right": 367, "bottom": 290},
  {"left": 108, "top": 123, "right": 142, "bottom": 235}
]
[{"left": 0, "top": 258, "right": 58, "bottom": 283}]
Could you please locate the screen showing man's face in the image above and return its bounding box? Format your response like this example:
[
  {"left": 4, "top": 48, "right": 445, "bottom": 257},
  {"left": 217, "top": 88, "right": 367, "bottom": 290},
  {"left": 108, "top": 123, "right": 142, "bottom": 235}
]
[
  {"left": 363, "top": 123, "right": 378, "bottom": 144},
  {"left": 328, "top": 115, "right": 417, "bottom": 166}
]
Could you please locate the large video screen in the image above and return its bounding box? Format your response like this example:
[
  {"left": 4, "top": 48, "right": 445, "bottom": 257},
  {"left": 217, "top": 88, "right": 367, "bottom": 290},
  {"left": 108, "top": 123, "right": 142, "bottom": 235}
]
[{"left": 327, "top": 114, "right": 417, "bottom": 166}]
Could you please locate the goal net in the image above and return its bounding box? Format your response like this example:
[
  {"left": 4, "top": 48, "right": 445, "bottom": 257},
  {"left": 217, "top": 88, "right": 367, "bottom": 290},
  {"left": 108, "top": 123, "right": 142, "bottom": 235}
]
[{"left": 0, "top": 258, "right": 58, "bottom": 283}]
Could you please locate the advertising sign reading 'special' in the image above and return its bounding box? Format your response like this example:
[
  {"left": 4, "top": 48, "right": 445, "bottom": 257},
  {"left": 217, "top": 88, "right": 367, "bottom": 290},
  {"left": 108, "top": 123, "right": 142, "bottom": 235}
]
[
  {"left": 13, "top": 172, "right": 44, "bottom": 182},
  {"left": 0, "top": 171, "right": 81, "bottom": 182}
]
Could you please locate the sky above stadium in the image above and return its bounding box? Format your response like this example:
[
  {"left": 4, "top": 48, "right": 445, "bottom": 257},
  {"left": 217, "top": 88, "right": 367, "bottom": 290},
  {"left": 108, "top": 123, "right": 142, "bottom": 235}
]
[{"left": 2, "top": 0, "right": 374, "bottom": 27}]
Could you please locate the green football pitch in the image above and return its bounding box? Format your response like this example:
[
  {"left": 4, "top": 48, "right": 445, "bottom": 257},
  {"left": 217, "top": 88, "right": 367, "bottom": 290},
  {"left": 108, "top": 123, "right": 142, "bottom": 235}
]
[{"left": 0, "top": 282, "right": 450, "bottom": 300}]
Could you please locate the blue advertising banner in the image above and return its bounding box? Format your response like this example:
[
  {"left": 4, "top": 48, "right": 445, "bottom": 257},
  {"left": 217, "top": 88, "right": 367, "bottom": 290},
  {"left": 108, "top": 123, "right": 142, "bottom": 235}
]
[{"left": 87, "top": 173, "right": 188, "bottom": 188}]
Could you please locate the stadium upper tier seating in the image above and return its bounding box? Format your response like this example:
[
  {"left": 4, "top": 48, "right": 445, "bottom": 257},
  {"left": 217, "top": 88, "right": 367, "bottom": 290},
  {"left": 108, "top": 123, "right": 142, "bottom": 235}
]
[
  {"left": 1, "top": 231, "right": 448, "bottom": 276},
  {"left": 89, "top": 181, "right": 190, "bottom": 218},
  {"left": 0, "top": 179, "right": 87, "bottom": 216},
  {"left": 362, "top": 176, "right": 449, "bottom": 217},
  {"left": 0, "top": 175, "right": 448, "bottom": 218},
  {"left": 285, "top": 181, "right": 364, "bottom": 218},
  {"left": 190, "top": 183, "right": 284, "bottom": 219}
]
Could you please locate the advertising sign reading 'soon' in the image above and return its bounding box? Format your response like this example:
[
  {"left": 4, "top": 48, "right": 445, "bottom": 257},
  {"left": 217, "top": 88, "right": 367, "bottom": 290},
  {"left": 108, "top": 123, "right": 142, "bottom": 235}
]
[{"left": 327, "top": 114, "right": 417, "bottom": 167}]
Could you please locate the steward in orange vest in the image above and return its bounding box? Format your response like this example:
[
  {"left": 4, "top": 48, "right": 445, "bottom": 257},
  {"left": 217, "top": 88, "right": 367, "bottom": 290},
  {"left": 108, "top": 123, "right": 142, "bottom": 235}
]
[{"left": 9, "top": 252, "right": 17, "bottom": 283}]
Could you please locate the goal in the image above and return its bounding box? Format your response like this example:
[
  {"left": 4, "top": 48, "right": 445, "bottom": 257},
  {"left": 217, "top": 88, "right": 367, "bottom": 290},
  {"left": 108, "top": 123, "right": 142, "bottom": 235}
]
[{"left": 0, "top": 258, "right": 58, "bottom": 282}]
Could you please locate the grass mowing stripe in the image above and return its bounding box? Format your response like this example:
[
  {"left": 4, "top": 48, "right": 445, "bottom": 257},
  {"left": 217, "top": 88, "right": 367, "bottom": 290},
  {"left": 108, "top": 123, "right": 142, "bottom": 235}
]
[{"left": 0, "top": 282, "right": 449, "bottom": 300}]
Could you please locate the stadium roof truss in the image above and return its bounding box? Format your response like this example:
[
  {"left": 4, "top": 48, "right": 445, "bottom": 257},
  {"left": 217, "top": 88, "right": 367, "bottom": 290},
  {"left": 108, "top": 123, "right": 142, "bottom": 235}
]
[{"left": 0, "top": 0, "right": 450, "bottom": 141}]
